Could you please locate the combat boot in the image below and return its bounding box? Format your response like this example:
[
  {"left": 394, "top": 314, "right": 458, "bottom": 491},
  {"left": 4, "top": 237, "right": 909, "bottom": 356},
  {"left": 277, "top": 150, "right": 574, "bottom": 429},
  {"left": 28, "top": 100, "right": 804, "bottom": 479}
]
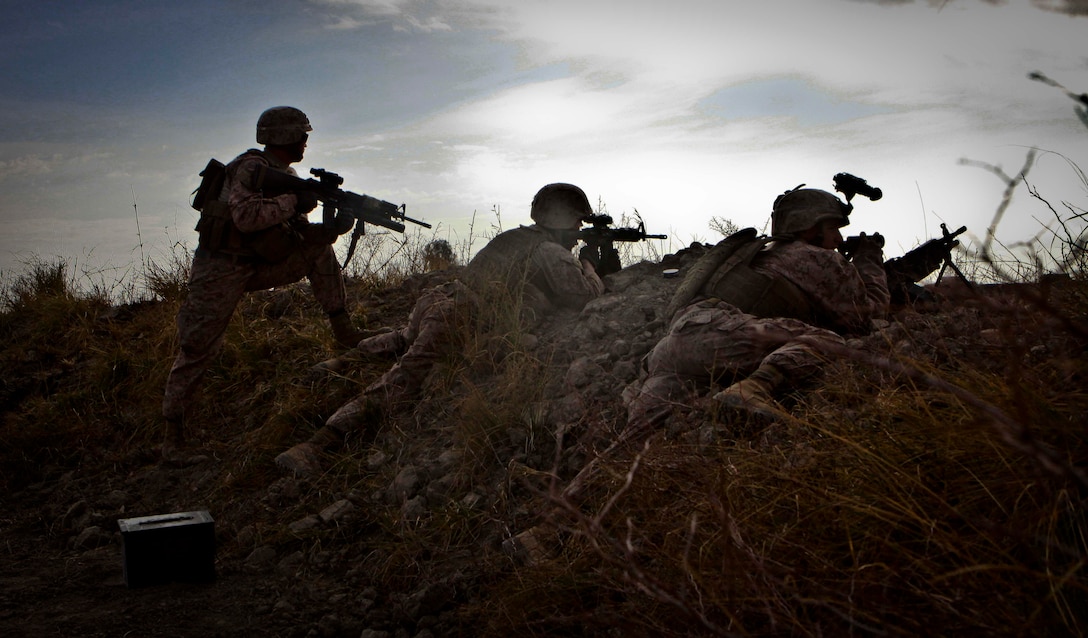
[
  {"left": 308, "top": 328, "right": 403, "bottom": 379},
  {"left": 162, "top": 417, "right": 185, "bottom": 459},
  {"left": 328, "top": 309, "right": 364, "bottom": 349},
  {"left": 713, "top": 364, "right": 786, "bottom": 422},
  {"left": 325, "top": 395, "right": 383, "bottom": 435},
  {"left": 161, "top": 414, "right": 213, "bottom": 466},
  {"left": 274, "top": 425, "right": 346, "bottom": 477}
]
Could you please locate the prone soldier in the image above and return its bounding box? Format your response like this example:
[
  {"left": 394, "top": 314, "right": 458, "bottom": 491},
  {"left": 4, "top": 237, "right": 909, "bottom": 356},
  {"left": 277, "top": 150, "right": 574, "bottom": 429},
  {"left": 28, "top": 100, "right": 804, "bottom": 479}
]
[
  {"left": 624, "top": 184, "right": 890, "bottom": 434},
  {"left": 506, "top": 182, "right": 891, "bottom": 563},
  {"left": 275, "top": 183, "right": 610, "bottom": 476}
]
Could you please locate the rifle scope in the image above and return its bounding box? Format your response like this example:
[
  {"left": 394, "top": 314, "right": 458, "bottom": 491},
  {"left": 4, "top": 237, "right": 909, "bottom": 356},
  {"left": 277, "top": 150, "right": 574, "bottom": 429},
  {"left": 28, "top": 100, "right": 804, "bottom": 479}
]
[{"left": 833, "top": 172, "right": 882, "bottom": 202}]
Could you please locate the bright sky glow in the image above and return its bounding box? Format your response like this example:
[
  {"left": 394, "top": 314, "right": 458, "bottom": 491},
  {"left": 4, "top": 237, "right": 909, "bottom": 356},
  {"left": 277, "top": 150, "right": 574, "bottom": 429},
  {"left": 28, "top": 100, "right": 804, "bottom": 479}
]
[{"left": 1, "top": 0, "right": 1086, "bottom": 286}]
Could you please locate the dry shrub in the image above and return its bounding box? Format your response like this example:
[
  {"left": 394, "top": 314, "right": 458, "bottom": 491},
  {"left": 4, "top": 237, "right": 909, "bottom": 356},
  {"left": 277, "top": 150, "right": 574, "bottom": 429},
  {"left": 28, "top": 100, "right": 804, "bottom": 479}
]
[
  {"left": 2, "top": 183, "right": 1084, "bottom": 636},
  {"left": 142, "top": 246, "right": 192, "bottom": 303},
  {"left": 1, "top": 258, "right": 75, "bottom": 311},
  {"left": 473, "top": 280, "right": 1088, "bottom": 637}
]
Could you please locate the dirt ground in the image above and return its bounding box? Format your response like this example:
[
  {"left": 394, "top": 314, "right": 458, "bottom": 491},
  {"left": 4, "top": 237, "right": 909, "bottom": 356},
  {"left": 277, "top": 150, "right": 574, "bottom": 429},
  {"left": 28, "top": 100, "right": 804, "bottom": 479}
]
[
  {"left": 2, "top": 257, "right": 1085, "bottom": 637},
  {"left": 0, "top": 270, "right": 483, "bottom": 638},
  {"left": 0, "top": 261, "right": 673, "bottom": 638}
]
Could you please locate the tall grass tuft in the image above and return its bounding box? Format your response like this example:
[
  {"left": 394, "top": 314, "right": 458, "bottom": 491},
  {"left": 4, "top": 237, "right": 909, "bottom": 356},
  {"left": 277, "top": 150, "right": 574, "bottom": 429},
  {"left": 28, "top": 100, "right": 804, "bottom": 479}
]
[{"left": 1, "top": 189, "right": 1084, "bottom": 636}]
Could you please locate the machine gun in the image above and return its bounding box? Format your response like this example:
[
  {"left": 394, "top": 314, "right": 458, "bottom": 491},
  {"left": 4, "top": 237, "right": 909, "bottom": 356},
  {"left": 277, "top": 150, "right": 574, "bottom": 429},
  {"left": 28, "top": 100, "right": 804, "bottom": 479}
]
[
  {"left": 829, "top": 172, "right": 969, "bottom": 303},
  {"left": 575, "top": 213, "right": 667, "bottom": 276},
  {"left": 250, "top": 165, "right": 431, "bottom": 268},
  {"left": 884, "top": 223, "right": 970, "bottom": 304},
  {"left": 842, "top": 223, "right": 971, "bottom": 305}
]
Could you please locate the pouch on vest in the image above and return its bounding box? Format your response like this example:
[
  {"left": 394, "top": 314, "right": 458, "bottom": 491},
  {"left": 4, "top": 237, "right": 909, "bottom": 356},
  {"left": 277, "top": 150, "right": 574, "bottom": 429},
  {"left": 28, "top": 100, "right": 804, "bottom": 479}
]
[
  {"left": 248, "top": 223, "right": 302, "bottom": 264},
  {"left": 194, "top": 200, "right": 235, "bottom": 252},
  {"left": 704, "top": 261, "right": 813, "bottom": 322},
  {"left": 192, "top": 159, "right": 234, "bottom": 252},
  {"left": 665, "top": 228, "right": 758, "bottom": 322},
  {"left": 191, "top": 159, "right": 225, "bottom": 212}
]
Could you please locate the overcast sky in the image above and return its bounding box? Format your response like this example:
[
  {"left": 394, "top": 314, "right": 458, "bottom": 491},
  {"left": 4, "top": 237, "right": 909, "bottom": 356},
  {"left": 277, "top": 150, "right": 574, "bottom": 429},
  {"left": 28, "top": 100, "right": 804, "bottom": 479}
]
[{"left": 2, "top": 0, "right": 1086, "bottom": 287}]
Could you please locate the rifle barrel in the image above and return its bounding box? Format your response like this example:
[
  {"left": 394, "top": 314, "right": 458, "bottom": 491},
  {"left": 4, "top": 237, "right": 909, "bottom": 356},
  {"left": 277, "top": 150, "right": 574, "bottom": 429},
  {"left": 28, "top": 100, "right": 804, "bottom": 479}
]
[{"left": 398, "top": 211, "right": 431, "bottom": 229}]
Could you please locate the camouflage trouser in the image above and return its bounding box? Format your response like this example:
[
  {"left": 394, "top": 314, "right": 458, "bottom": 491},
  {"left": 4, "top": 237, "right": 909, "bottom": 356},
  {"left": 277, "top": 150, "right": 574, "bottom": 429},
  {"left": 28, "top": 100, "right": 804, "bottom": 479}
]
[
  {"left": 161, "top": 243, "right": 346, "bottom": 421},
  {"left": 357, "top": 280, "right": 473, "bottom": 406},
  {"left": 623, "top": 298, "right": 846, "bottom": 435}
]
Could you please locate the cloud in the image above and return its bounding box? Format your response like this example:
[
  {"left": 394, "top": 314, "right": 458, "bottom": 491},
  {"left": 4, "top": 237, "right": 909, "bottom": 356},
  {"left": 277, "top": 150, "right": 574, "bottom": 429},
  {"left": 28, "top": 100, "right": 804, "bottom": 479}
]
[
  {"left": 1032, "top": 0, "right": 1088, "bottom": 16},
  {"left": 327, "top": 0, "right": 1086, "bottom": 255},
  {"left": 310, "top": 0, "right": 453, "bottom": 32},
  {"left": 4, "top": 0, "right": 1085, "bottom": 281},
  {"left": 0, "top": 155, "right": 56, "bottom": 178},
  {"left": 324, "top": 15, "right": 370, "bottom": 30}
]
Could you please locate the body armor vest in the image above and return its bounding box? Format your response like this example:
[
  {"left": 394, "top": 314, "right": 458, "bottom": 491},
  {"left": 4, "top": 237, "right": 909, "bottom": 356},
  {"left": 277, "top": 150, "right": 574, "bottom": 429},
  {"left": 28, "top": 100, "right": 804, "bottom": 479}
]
[
  {"left": 461, "top": 226, "right": 550, "bottom": 293},
  {"left": 667, "top": 228, "right": 813, "bottom": 322},
  {"left": 193, "top": 150, "right": 301, "bottom": 261},
  {"left": 702, "top": 251, "right": 813, "bottom": 322},
  {"left": 460, "top": 226, "right": 555, "bottom": 321}
]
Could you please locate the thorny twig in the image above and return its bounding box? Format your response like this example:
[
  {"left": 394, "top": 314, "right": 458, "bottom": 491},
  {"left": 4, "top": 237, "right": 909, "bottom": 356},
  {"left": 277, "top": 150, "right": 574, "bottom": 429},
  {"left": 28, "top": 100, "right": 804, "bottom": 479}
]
[
  {"left": 959, "top": 149, "right": 1037, "bottom": 263},
  {"left": 960, "top": 150, "right": 1087, "bottom": 340},
  {"left": 543, "top": 440, "right": 735, "bottom": 636}
]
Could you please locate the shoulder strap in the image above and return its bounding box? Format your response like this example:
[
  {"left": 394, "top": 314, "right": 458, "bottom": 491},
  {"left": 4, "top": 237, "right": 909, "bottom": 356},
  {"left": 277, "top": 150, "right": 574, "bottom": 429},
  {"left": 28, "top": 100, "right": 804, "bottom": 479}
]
[
  {"left": 704, "top": 241, "right": 814, "bottom": 321},
  {"left": 665, "top": 228, "right": 760, "bottom": 321},
  {"left": 702, "top": 234, "right": 773, "bottom": 298}
]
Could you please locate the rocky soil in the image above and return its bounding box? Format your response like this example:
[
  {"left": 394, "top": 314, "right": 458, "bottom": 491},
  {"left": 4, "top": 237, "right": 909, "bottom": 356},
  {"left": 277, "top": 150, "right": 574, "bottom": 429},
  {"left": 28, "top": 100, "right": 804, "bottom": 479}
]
[{"left": 1, "top": 245, "right": 1085, "bottom": 637}]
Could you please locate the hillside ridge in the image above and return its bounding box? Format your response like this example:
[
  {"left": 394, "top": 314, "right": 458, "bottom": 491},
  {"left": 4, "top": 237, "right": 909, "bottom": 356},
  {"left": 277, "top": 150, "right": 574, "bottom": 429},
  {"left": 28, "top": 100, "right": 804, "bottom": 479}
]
[{"left": 1, "top": 253, "right": 1086, "bottom": 637}]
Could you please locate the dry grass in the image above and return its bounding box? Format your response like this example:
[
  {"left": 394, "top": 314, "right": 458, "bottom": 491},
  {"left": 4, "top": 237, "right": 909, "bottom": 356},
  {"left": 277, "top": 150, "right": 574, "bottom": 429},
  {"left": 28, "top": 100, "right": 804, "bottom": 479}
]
[
  {"left": 471, "top": 323, "right": 1087, "bottom": 636},
  {"left": 1, "top": 196, "right": 1085, "bottom": 636}
]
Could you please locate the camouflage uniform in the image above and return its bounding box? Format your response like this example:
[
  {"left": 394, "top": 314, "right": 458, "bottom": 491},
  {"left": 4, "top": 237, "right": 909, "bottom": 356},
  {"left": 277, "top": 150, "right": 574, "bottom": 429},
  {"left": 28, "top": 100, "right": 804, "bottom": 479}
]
[
  {"left": 161, "top": 149, "right": 348, "bottom": 423},
  {"left": 276, "top": 183, "right": 604, "bottom": 476},
  {"left": 343, "top": 224, "right": 604, "bottom": 409},
  {"left": 624, "top": 238, "right": 889, "bottom": 433}
]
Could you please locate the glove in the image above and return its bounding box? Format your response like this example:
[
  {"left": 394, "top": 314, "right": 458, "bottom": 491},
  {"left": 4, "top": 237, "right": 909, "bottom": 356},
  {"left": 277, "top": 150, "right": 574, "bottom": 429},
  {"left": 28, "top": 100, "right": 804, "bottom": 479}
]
[
  {"left": 598, "top": 246, "right": 622, "bottom": 276},
  {"left": 294, "top": 191, "right": 319, "bottom": 214},
  {"left": 841, "top": 232, "right": 884, "bottom": 260},
  {"left": 854, "top": 232, "right": 884, "bottom": 252},
  {"left": 329, "top": 209, "right": 355, "bottom": 236},
  {"left": 578, "top": 245, "right": 601, "bottom": 270},
  {"left": 849, "top": 232, "right": 885, "bottom": 262}
]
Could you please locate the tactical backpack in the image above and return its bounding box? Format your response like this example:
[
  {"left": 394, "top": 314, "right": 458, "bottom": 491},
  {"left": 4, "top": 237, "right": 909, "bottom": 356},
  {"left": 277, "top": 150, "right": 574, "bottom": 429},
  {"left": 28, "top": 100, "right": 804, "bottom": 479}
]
[
  {"left": 190, "top": 153, "right": 302, "bottom": 262},
  {"left": 665, "top": 228, "right": 812, "bottom": 323},
  {"left": 191, "top": 158, "right": 225, "bottom": 213},
  {"left": 191, "top": 158, "right": 234, "bottom": 253}
]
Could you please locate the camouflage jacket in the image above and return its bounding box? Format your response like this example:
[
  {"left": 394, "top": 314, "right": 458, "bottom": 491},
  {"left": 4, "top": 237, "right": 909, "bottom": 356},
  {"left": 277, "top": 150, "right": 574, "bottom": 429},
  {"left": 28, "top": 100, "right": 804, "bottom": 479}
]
[
  {"left": 754, "top": 240, "right": 890, "bottom": 335},
  {"left": 462, "top": 225, "right": 604, "bottom": 318},
  {"left": 225, "top": 149, "right": 302, "bottom": 234}
]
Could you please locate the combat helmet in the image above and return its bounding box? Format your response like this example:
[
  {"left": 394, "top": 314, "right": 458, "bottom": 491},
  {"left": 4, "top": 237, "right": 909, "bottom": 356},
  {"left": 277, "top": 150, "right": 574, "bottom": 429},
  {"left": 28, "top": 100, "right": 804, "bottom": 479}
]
[
  {"left": 530, "top": 183, "right": 592, "bottom": 230},
  {"left": 256, "top": 106, "right": 313, "bottom": 145},
  {"left": 770, "top": 187, "right": 851, "bottom": 238}
]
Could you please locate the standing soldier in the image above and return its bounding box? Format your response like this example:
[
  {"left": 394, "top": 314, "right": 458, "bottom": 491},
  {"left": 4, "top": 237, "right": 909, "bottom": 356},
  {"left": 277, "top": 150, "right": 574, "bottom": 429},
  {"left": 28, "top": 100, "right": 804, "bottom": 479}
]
[
  {"left": 275, "top": 183, "right": 611, "bottom": 476},
  {"left": 162, "top": 106, "right": 362, "bottom": 456}
]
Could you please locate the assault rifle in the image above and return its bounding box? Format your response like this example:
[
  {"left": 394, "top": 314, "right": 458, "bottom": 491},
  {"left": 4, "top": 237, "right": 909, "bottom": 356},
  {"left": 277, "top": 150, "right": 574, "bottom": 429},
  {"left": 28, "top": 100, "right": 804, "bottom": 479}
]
[
  {"left": 843, "top": 223, "right": 971, "bottom": 305},
  {"left": 250, "top": 165, "right": 431, "bottom": 268},
  {"left": 575, "top": 213, "right": 667, "bottom": 276}
]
